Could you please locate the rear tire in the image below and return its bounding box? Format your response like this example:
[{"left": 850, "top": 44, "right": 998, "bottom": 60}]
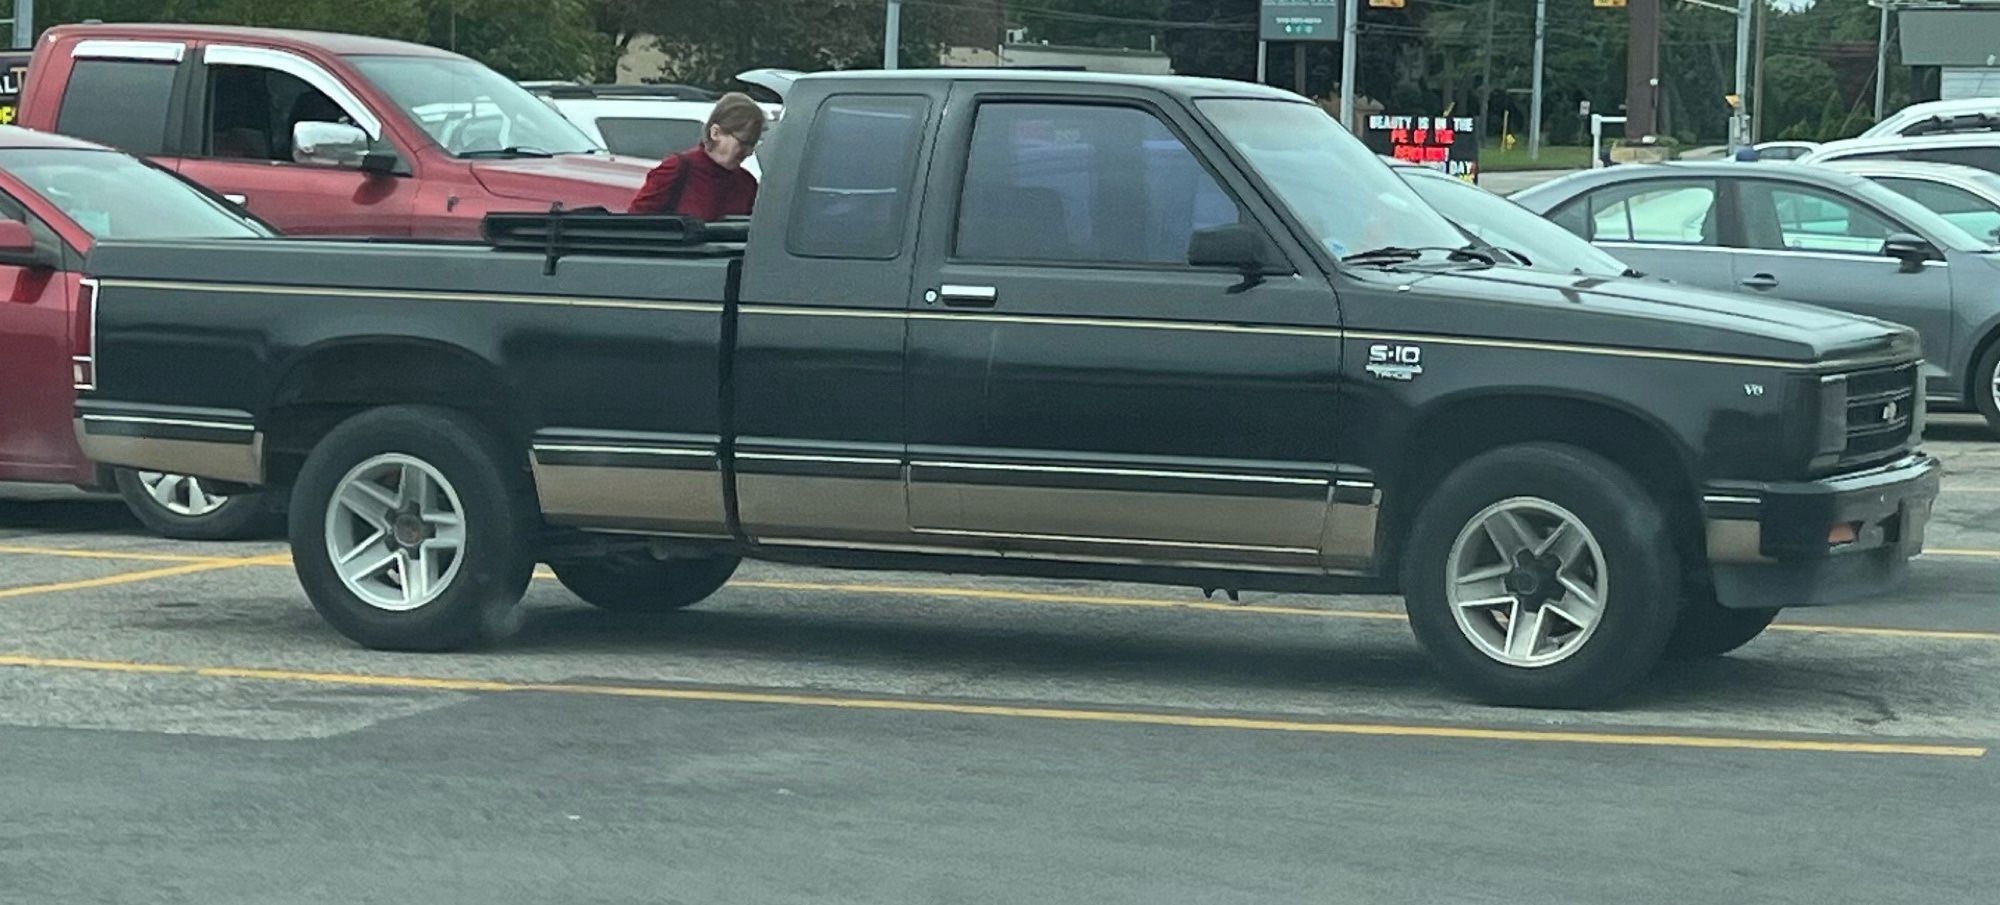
[
  {"left": 552, "top": 553, "right": 739, "bottom": 613},
  {"left": 1401, "top": 442, "right": 1682, "bottom": 708},
  {"left": 1972, "top": 341, "right": 2000, "bottom": 436},
  {"left": 115, "top": 469, "right": 279, "bottom": 541},
  {"left": 1664, "top": 597, "right": 1778, "bottom": 659},
  {"left": 288, "top": 406, "right": 536, "bottom": 652}
]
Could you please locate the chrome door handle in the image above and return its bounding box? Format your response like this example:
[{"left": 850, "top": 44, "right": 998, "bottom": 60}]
[
  {"left": 936, "top": 284, "right": 997, "bottom": 308},
  {"left": 223, "top": 194, "right": 248, "bottom": 206},
  {"left": 1738, "top": 273, "right": 1779, "bottom": 290}
]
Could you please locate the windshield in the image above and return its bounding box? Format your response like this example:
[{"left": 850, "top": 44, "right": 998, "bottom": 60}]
[
  {"left": 1397, "top": 169, "right": 1631, "bottom": 277},
  {"left": 348, "top": 55, "right": 600, "bottom": 158},
  {"left": 0, "top": 148, "right": 268, "bottom": 240},
  {"left": 1197, "top": 98, "right": 1468, "bottom": 259}
]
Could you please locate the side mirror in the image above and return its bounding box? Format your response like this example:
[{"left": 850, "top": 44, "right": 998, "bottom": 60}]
[
  {"left": 292, "top": 121, "right": 373, "bottom": 169},
  {"left": 1188, "top": 223, "right": 1268, "bottom": 272},
  {"left": 0, "top": 219, "right": 54, "bottom": 269},
  {"left": 1882, "top": 232, "right": 1935, "bottom": 272}
]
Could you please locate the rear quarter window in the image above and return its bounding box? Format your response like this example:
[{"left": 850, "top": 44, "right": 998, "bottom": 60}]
[{"left": 55, "top": 60, "right": 178, "bottom": 155}]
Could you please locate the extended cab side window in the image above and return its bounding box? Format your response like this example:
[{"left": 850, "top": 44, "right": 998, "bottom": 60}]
[
  {"left": 1553, "top": 179, "right": 1719, "bottom": 245},
  {"left": 55, "top": 61, "right": 178, "bottom": 155},
  {"left": 203, "top": 65, "right": 358, "bottom": 162},
  {"left": 787, "top": 94, "right": 930, "bottom": 259},
  {"left": 954, "top": 102, "right": 1242, "bottom": 266}
]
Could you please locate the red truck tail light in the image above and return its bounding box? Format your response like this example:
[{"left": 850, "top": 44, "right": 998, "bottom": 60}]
[{"left": 72, "top": 277, "right": 97, "bottom": 391}]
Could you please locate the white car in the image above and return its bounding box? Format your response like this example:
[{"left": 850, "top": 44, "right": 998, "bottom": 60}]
[
  {"left": 1821, "top": 158, "right": 2000, "bottom": 243},
  {"left": 528, "top": 81, "right": 782, "bottom": 177},
  {"left": 1753, "top": 140, "right": 1819, "bottom": 161},
  {"left": 1861, "top": 97, "right": 2000, "bottom": 139},
  {"left": 1800, "top": 132, "right": 2000, "bottom": 176}
]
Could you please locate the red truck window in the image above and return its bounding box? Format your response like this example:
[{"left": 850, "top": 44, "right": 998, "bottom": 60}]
[{"left": 56, "top": 60, "right": 177, "bottom": 156}]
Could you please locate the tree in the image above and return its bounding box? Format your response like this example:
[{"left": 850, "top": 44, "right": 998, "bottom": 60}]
[{"left": 615, "top": 0, "right": 947, "bottom": 88}]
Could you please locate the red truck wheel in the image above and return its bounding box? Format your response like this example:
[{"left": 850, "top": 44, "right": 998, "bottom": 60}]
[{"left": 287, "top": 406, "right": 537, "bottom": 651}]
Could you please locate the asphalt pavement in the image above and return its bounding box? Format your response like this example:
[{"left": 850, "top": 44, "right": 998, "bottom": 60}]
[{"left": 4, "top": 416, "right": 2000, "bottom": 903}]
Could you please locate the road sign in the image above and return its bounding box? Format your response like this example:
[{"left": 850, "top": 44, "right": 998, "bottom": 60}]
[
  {"left": 1260, "top": 0, "right": 1343, "bottom": 42},
  {"left": 1594, "top": 0, "right": 1627, "bottom": 6},
  {"left": 1370, "top": 0, "right": 1405, "bottom": 7}
]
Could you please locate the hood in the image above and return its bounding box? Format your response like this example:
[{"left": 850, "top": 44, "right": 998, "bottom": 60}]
[
  {"left": 1359, "top": 265, "right": 1914, "bottom": 364},
  {"left": 469, "top": 153, "right": 655, "bottom": 208}
]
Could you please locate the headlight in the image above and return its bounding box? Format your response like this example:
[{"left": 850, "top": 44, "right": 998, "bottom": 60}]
[{"left": 1812, "top": 373, "right": 1848, "bottom": 471}]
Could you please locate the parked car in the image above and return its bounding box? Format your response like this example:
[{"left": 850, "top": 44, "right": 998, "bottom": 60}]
[
  {"left": 1822, "top": 159, "right": 2000, "bottom": 244},
  {"left": 1389, "top": 161, "right": 1635, "bottom": 278},
  {"left": 1753, "top": 141, "right": 1819, "bottom": 161},
  {"left": 14, "top": 23, "right": 655, "bottom": 238},
  {"left": 528, "top": 82, "right": 780, "bottom": 178},
  {"left": 1861, "top": 98, "right": 2000, "bottom": 139},
  {"left": 1513, "top": 162, "right": 2000, "bottom": 429},
  {"left": 77, "top": 70, "right": 1937, "bottom": 708},
  {"left": 1800, "top": 132, "right": 2000, "bottom": 176},
  {"left": 0, "top": 125, "right": 283, "bottom": 538}
]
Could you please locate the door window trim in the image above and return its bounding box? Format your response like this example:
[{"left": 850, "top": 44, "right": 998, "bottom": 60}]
[
  {"left": 201, "top": 45, "right": 382, "bottom": 141},
  {"left": 942, "top": 94, "right": 1286, "bottom": 274},
  {"left": 72, "top": 40, "right": 186, "bottom": 63}
]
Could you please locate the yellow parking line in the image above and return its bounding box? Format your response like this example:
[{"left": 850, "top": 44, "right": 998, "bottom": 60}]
[
  {"left": 1927, "top": 548, "right": 2000, "bottom": 560},
  {"left": 0, "top": 543, "right": 242, "bottom": 564},
  {"left": 0, "top": 545, "right": 1993, "bottom": 641},
  {"left": 0, "top": 553, "right": 291, "bottom": 600},
  {"left": 0, "top": 652, "right": 1980, "bottom": 757}
]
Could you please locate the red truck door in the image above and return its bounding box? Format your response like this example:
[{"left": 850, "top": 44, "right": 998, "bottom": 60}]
[
  {"left": 172, "top": 45, "right": 416, "bottom": 236},
  {"left": 0, "top": 208, "right": 83, "bottom": 484}
]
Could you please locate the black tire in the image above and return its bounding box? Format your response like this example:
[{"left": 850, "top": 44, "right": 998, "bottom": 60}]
[
  {"left": 114, "top": 469, "right": 280, "bottom": 541},
  {"left": 1664, "top": 596, "right": 1779, "bottom": 659},
  {"left": 1972, "top": 341, "right": 2000, "bottom": 436},
  {"left": 1401, "top": 442, "right": 1682, "bottom": 708},
  {"left": 552, "top": 553, "right": 740, "bottom": 613},
  {"left": 288, "top": 405, "right": 537, "bottom": 652}
]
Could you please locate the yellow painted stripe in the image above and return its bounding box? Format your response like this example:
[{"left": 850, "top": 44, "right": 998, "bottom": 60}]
[
  {"left": 0, "top": 652, "right": 1979, "bottom": 757},
  {"left": 1926, "top": 548, "right": 2000, "bottom": 560},
  {"left": 0, "top": 543, "right": 247, "bottom": 564},
  {"left": 0, "top": 553, "right": 290, "bottom": 600}
]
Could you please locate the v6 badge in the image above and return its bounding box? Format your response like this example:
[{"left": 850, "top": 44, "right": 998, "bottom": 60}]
[{"left": 1366, "top": 343, "right": 1424, "bottom": 381}]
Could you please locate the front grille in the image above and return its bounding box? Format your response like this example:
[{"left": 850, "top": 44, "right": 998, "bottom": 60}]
[{"left": 1840, "top": 362, "right": 1919, "bottom": 467}]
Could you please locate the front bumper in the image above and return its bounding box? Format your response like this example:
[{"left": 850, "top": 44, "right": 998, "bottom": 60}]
[{"left": 1702, "top": 454, "right": 1940, "bottom": 609}]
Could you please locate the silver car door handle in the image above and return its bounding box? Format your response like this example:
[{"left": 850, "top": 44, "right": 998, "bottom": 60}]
[
  {"left": 937, "top": 284, "right": 997, "bottom": 308},
  {"left": 223, "top": 194, "right": 248, "bottom": 206},
  {"left": 1738, "top": 273, "right": 1779, "bottom": 290}
]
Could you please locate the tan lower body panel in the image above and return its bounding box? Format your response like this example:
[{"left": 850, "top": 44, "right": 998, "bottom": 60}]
[
  {"left": 531, "top": 462, "right": 728, "bottom": 536},
  {"left": 74, "top": 420, "right": 264, "bottom": 485}
]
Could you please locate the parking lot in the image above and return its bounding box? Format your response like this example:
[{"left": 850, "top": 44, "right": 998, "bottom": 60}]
[{"left": 2, "top": 417, "right": 1998, "bottom": 903}]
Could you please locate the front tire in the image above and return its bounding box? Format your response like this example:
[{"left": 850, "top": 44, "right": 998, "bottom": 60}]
[
  {"left": 1401, "top": 443, "right": 1682, "bottom": 708},
  {"left": 1972, "top": 341, "right": 2000, "bottom": 435},
  {"left": 289, "top": 406, "right": 537, "bottom": 652},
  {"left": 115, "top": 469, "right": 279, "bottom": 541},
  {"left": 552, "top": 553, "right": 739, "bottom": 613}
]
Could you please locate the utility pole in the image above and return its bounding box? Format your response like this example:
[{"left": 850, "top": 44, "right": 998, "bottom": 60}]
[
  {"left": 1529, "top": 0, "right": 1546, "bottom": 159},
  {"left": 1478, "top": 0, "right": 1497, "bottom": 131},
  {"left": 1734, "top": 0, "right": 1752, "bottom": 147},
  {"left": 1752, "top": 0, "right": 1767, "bottom": 142},
  {"left": 11, "top": 0, "right": 32, "bottom": 49},
  {"left": 1874, "top": 0, "right": 1891, "bottom": 122},
  {"left": 1626, "top": 0, "right": 1661, "bottom": 140},
  {"left": 1339, "top": 0, "right": 1359, "bottom": 128},
  {"left": 884, "top": 0, "right": 902, "bottom": 70}
]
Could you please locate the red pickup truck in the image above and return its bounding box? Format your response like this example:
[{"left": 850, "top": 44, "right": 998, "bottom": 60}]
[
  {"left": 0, "top": 125, "right": 285, "bottom": 538},
  {"left": 15, "top": 24, "right": 653, "bottom": 237}
]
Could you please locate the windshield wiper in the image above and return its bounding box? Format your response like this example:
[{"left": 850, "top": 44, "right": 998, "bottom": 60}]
[
  {"left": 1341, "top": 245, "right": 1497, "bottom": 268},
  {"left": 459, "top": 147, "right": 557, "bottom": 159}
]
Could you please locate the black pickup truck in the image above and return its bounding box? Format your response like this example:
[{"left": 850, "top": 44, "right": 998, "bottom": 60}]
[{"left": 76, "top": 71, "right": 1939, "bottom": 707}]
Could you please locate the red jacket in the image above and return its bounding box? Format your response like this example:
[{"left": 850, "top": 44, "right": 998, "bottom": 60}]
[{"left": 628, "top": 148, "right": 758, "bottom": 220}]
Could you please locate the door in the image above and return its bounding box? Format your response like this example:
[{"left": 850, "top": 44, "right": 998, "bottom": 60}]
[
  {"left": 0, "top": 202, "right": 82, "bottom": 483},
  {"left": 904, "top": 90, "right": 1344, "bottom": 572},
  {"left": 731, "top": 89, "right": 941, "bottom": 547},
  {"left": 174, "top": 46, "right": 414, "bottom": 236},
  {"left": 1547, "top": 177, "right": 1734, "bottom": 291},
  {"left": 1727, "top": 178, "right": 1955, "bottom": 368}
]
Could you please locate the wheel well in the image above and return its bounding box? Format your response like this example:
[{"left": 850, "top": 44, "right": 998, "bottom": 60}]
[
  {"left": 1963, "top": 323, "right": 2000, "bottom": 407},
  {"left": 1379, "top": 395, "right": 1704, "bottom": 588},
  {"left": 261, "top": 341, "right": 523, "bottom": 487}
]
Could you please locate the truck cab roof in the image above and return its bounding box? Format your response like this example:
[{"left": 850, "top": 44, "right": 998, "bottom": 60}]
[
  {"left": 40, "top": 22, "right": 462, "bottom": 58},
  {"left": 792, "top": 68, "right": 1307, "bottom": 103}
]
